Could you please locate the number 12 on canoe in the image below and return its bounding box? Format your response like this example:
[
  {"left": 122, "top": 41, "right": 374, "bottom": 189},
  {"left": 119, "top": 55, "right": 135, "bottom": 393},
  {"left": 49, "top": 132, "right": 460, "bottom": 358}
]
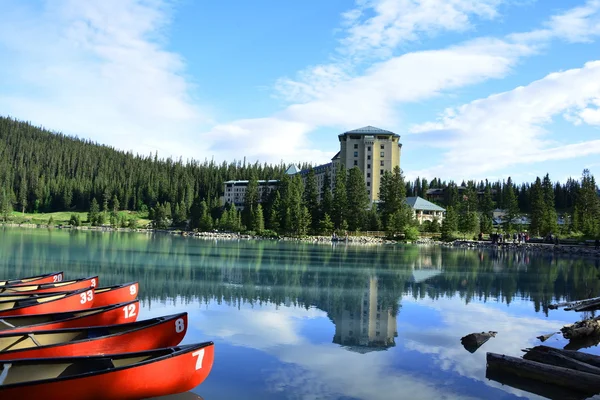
[
  {"left": 123, "top": 303, "right": 136, "bottom": 319},
  {"left": 79, "top": 290, "right": 94, "bottom": 304}
]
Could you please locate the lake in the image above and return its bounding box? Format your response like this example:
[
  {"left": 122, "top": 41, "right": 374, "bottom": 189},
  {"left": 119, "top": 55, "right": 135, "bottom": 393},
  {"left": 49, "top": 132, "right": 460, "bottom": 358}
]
[{"left": 1, "top": 228, "right": 599, "bottom": 399}]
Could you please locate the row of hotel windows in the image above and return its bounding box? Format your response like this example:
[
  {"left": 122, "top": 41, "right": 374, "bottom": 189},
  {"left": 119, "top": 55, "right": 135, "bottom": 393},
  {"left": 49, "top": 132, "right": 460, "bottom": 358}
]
[
  {"left": 353, "top": 159, "right": 387, "bottom": 167},
  {"left": 354, "top": 152, "right": 385, "bottom": 158},
  {"left": 354, "top": 144, "right": 385, "bottom": 150}
]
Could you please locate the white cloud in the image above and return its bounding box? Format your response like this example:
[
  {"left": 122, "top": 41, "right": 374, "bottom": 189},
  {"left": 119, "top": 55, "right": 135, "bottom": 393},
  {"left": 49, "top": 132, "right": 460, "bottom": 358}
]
[
  {"left": 547, "top": 0, "right": 600, "bottom": 43},
  {"left": 340, "top": 0, "right": 502, "bottom": 59},
  {"left": 276, "top": 0, "right": 507, "bottom": 104},
  {"left": 408, "top": 60, "right": 600, "bottom": 179},
  {"left": 0, "top": 0, "right": 209, "bottom": 159},
  {"left": 212, "top": 1, "right": 600, "bottom": 166}
]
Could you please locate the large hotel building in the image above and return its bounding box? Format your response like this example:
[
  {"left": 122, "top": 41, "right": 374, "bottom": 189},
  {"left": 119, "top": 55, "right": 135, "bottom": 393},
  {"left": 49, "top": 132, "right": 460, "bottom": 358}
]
[{"left": 223, "top": 126, "right": 402, "bottom": 207}]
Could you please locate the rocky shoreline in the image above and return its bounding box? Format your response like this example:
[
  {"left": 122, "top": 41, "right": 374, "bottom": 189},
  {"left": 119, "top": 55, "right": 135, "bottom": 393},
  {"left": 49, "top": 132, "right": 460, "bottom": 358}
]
[
  {"left": 2, "top": 223, "right": 599, "bottom": 255},
  {"left": 415, "top": 237, "right": 600, "bottom": 257}
]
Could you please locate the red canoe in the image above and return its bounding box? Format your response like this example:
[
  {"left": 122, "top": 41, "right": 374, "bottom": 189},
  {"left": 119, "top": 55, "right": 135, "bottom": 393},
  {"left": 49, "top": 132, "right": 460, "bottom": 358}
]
[
  {"left": 0, "top": 276, "right": 99, "bottom": 294},
  {"left": 93, "top": 282, "right": 139, "bottom": 307},
  {"left": 0, "top": 312, "right": 188, "bottom": 360},
  {"left": 0, "top": 300, "right": 140, "bottom": 333},
  {"left": 0, "top": 342, "right": 214, "bottom": 400},
  {"left": 0, "top": 272, "right": 64, "bottom": 287},
  {"left": 0, "top": 288, "right": 95, "bottom": 317}
]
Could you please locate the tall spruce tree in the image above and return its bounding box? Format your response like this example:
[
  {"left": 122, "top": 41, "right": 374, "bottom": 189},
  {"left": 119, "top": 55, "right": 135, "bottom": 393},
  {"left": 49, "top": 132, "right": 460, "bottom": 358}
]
[
  {"left": 574, "top": 169, "right": 600, "bottom": 237},
  {"left": 541, "top": 174, "right": 558, "bottom": 236},
  {"left": 502, "top": 178, "right": 520, "bottom": 232},
  {"left": 529, "top": 177, "right": 545, "bottom": 236},
  {"left": 378, "top": 166, "right": 406, "bottom": 230},
  {"left": 303, "top": 168, "right": 319, "bottom": 233},
  {"left": 243, "top": 174, "right": 259, "bottom": 230},
  {"left": 346, "top": 167, "right": 369, "bottom": 231},
  {"left": 321, "top": 171, "right": 333, "bottom": 219},
  {"left": 331, "top": 164, "right": 347, "bottom": 230}
]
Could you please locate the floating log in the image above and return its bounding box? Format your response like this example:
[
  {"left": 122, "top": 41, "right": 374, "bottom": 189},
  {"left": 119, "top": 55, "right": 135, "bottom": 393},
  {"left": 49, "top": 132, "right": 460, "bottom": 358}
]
[
  {"left": 537, "top": 332, "right": 558, "bottom": 342},
  {"left": 528, "top": 346, "right": 600, "bottom": 369},
  {"left": 562, "top": 318, "right": 600, "bottom": 340},
  {"left": 487, "top": 352, "right": 600, "bottom": 393},
  {"left": 523, "top": 346, "right": 600, "bottom": 375},
  {"left": 571, "top": 300, "right": 600, "bottom": 312},
  {"left": 486, "top": 367, "right": 592, "bottom": 400},
  {"left": 550, "top": 296, "right": 600, "bottom": 310},
  {"left": 461, "top": 331, "right": 497, "bottom": 353}
]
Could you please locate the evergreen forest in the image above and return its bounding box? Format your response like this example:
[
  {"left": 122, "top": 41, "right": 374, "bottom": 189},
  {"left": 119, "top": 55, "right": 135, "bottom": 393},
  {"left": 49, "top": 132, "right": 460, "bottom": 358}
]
[{"left": 1, "top": 116, "right": 599, "bottom": 240}]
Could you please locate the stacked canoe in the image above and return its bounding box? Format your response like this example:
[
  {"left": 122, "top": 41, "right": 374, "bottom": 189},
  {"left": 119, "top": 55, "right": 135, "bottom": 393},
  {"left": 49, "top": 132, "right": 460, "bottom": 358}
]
[{"left": 0, "top": 271, "right": 214, "bottom": 400}]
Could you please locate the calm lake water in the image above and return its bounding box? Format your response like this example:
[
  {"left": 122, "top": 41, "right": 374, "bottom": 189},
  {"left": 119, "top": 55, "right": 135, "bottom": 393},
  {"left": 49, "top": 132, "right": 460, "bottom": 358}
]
[{"left": 2, "top": 228, "right": 600, "bottom": 400}]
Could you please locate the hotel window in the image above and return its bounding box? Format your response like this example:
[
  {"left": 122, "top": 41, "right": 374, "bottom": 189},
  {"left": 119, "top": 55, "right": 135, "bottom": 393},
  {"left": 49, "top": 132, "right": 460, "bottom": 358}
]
[
  {"left": 380, "top": 152, "right": 385, "bottom": 157},
  {"left": 380, "top": 160, "right": 384, "bottom": 166},
  {"left": 380, "top": 169, "right": 384, "bottom": 175},
  {"left": 367, "top": 173, "right": 371, "bottom": 178},
  {"left": 367, "top": 164, "right": 371, "bottom": 169},
  {"left": 380, "top": 144, "right": 384, "bottom": 149},
  {"left": 367, "top": 155, "right": 371, "bottom": 160},
  {"left": 354, "top": 151, "right": 358, "bottom": 157},
  {"left": 376, "top": 331, "right": 381, "bottom": 336},
  {"left": 367, "top": 182, "right": 371, "bottom": 187},
  {"left": 354, "top": 160, "right": 358, "bottom": 166},
  {"left": 367, "top": 146, "right": 371, "bottom": 151},
  {"left": 354, "top": 144, "right": 358, "bottom": 149}
]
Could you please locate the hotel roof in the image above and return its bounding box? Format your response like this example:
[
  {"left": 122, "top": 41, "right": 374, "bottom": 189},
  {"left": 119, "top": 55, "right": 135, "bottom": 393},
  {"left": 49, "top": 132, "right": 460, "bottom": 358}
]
[
  {"left": 405, "top": 196, "right": 446, "bottom": 212},
  {"left": 342, "top": 126, "right": 398, "bottom": 136}
]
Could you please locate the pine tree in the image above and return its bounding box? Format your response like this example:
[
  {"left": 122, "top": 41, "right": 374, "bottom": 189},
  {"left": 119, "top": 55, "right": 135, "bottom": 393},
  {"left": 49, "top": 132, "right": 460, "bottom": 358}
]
[
  {"left": 303, "top": 168, "right": 319, "bottom": 233},
  {"left": 319, "top": 213, "right": 334, "bottom": 235},
  {"left": 331, "top": 164, "right": 347, "bottom": 230},
  {"left": 321, "top": 171, "right": 333, "bottom": 219},
  {"left": 346, "top": 167, "right": 369, "bottom": 231},
  {"left": 574, "top": 169, "right": 600, "bottom": 237},
  {"left": 253, "top": 204, "right": 265, "bottom": 233},
  {"left": 88, "top": 198, "right": 100, "bottom": 226},
  {"left": 541, "top": 174, "right": 558, "bottom": 236},
  {"left": 529, "top": 177, "right": 544, "bottom": 236},
  {"left": 268, "top": 190, "right": 281, "bottom": 232},
  {"left": 441, "top": 206, "right": 458, "bottom": 241},
  {"left": 379, "top": 166, "right": 407, "bottom": 230},
  {"left": 0, "top": 186, "right": 13, "bottom": 221},
  {"left": 243, "top": 174, "right": 259, "bottom": 230},
  {"left": 502, "top": 178, "right": 520, "bottom": 232}
]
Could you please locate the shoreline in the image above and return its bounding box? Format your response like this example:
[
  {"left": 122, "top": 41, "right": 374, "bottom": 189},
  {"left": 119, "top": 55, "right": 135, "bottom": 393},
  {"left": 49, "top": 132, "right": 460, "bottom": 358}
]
[{"left": 2, "top": 223, "right": 600, "bottom": 256}]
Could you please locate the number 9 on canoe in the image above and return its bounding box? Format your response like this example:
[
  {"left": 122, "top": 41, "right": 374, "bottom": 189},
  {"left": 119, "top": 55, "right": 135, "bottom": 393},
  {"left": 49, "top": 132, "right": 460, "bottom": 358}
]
[{"left": 79, "top": 290, "right": 94, "bottom": 304}]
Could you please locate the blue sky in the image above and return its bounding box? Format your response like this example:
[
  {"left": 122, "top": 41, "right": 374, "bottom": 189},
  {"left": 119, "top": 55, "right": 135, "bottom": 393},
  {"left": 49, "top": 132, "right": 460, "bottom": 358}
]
[{"left": 1, "top": 0, "right": 599, "bottom": 183}]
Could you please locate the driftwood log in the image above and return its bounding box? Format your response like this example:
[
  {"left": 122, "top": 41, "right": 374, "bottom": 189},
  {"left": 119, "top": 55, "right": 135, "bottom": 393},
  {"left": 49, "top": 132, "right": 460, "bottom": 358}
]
[
  {"left": 523, "top": 346, "right": 600, "bottom": 375},
  {"left": 461, "top": 331, "right": 497, "bottom": 353},
  {"left": 549, "top": 296, "right": 600, "bottom": 311},
  {"left": 487, "top": 352, "right": 600, "bottom": 393},
  {"left": 486, "top": 367, "right": 592, "bottom": 400},
  {"left": 562, "top": 317, "right": 600, "bottom": 340}
]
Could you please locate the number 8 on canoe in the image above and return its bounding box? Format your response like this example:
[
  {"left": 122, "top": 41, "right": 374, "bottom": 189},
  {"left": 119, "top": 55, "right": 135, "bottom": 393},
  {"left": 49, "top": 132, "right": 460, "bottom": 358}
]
[{"left": 175, "top": 318, "right": 185, "bottom": 333}]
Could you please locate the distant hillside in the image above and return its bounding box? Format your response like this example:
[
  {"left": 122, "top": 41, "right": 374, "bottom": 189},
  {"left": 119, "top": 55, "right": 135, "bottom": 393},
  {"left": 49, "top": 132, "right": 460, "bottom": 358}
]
[{"left": 0, "top": 116, "right": 293, "bottom": 214}]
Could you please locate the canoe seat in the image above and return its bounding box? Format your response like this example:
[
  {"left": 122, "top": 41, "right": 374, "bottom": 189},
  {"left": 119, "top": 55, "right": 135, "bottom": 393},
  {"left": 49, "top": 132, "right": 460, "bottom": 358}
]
[
  {"left": 15, "top": 298, "right": 41, "bottom": 307},
  {"left": 87, "top": 327, "right": 111, "bottom": 339},
  {"left": 57, "top": 358, "right": 114, "bottom": 378}
]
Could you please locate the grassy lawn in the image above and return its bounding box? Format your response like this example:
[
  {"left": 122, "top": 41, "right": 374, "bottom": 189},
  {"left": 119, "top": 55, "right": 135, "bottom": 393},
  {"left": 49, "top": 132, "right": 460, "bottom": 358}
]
[{"left": 8, "top": 211, "right": 151, "bottom": 227}]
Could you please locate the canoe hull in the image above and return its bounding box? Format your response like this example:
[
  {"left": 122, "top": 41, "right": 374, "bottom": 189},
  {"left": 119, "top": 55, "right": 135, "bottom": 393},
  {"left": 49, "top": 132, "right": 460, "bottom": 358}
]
[
  {"left": 94, "top": 282, "right": 139, "bottom": 307},
  {"left": 0, "top": 313, "right": 188, "bottom": 360},
  {"left": 0, "top": 272, "right": 64, "bottom": 287},
  {"left": 0, "top": 289, "right": 95, "bottom": 317},
  {"left": 0, "top": 343, "right": 215, "bottom": 400},
  {"left": 0, "top": 277, "right": 99, "bottom": 294},
  {"left": 2, "top": 300, "right": 140, "bottom": 333}
]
